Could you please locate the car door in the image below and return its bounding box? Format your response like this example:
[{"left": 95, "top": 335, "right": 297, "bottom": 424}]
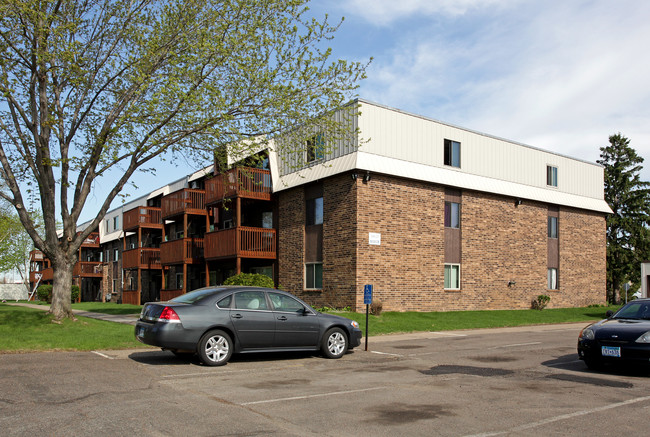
[
  {"left": 268, "top": 292, "right": 320, "bottom": 348},
  {"left": 230, "top": 290, "right": 275, "bottom": 349}
]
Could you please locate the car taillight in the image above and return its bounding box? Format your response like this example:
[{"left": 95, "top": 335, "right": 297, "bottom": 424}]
[{"left": 158, "top": 306, "right": 181, "bottom": 323}]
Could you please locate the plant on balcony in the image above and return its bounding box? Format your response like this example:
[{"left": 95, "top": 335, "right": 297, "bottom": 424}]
[{"left": 224, "top": 273, "right": 274, "bottom": 289}]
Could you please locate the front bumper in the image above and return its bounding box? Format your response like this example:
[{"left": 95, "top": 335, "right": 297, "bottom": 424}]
[
  {"left": 349, "top": 329, "right": 363, "bottom": 349},
  {"left": 578, "top": 339, "right": 650, "bottom": 365}
]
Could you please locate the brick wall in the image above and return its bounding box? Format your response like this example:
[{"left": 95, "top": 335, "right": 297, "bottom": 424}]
[{"left": 277, "top": 172, "right": 607, "bottom": 312}]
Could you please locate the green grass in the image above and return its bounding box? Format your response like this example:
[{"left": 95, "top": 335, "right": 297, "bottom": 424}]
[
  {"left": 327, "top": 305, "right": 621, "bottom": 336},
  {"left": 71, "top": 302, "right": 143, "bottom": 315},
  {"left": 0, "top": 304, "right": 143, "bottom": 352}
]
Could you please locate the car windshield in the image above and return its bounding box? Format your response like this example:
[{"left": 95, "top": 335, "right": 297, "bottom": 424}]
[
  {"left": 613, "top": 301, "right": 650, "bottom": 320},
  {"left": 170, "top": 288, "right": 226, "bottom": 304}
]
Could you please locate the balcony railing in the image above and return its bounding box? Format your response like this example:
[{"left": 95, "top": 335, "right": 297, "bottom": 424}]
[
  {"left": 204, "top": 226, "right": 276, "bottom": 260},
  {"left": 160, "top": 289, "right": 184, "bottom": 301},
  {"left": 80, "top": 232, "right": 100, "bottom": 248},
  {"left": 161, "top": 188, "right": 206, "bottom": 219},
  {"left": 34, "top": 268, "right": 54, "bottom": 282},
  {"left": 160, "top": 238, "right": 204, "bottom": 265},
  {"left": 73, "top": 261, "right": 103, "bottom": 277},
  {"left": 123, "top": 206, "right": 162, "bottom": 230},
  {"left": 122, "top": 248, "right": 162, "bottom": 269},
  {"left": 205, "top": 167, "right": 272, "bottom": 204}
]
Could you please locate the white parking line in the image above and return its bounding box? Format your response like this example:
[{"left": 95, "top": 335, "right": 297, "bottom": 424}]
[
  {"left": 428, "top": 331, "right": 468, "bottom": 337},
  {"left": 240, "top": 386, "right": 386, "bottom": 406},
  {"left": 464, "top": 395, "right": 650, "bottom": 437},
  {"left": 489, "top": 341, "right": 542, "bottom": 349},
  {"left": 91, "top": 351, "right": 114, "bottom": 359},
  {"left": 371, "top": 351, "right": 404, "bottom": 357}
]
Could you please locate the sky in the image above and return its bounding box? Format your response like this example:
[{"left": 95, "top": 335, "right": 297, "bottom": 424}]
[{"left": 80, "top": 0, "right": 650, "bottom": 222}]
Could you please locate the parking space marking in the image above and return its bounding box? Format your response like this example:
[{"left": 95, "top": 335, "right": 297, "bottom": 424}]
[
  {"left": 464, "top": 394, "right": 650, "bottom": 437},
  {"left": 92, "top": 351, "right": 114, "bottom": 359},
  {"left": 489, "top": 341, "right": 542, "bottom": 349},
  {"left": 428, "top": 331, "right": 468, "bottom": 337},
  {"left": 371, "top": 351, "right": 404, "bottom": 357},
  {"left": 240, "top": 386, "right": 387, "bottom": 406}
]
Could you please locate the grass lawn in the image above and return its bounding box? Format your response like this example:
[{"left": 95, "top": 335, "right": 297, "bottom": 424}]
[
  {"left": 330, "top": 305, "right": 621, "bottom": 336},
  {"left": 0, "top": 304, "right": 143, "bottom": 352},
  {"left": 71, "top": 302, "right": 143, "bottom": 315}
]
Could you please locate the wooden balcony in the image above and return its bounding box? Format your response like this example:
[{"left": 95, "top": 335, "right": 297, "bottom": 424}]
[
  {"left": 80, "top": 232, "right": 100, "bottom": 248},
  {"left": 35, "top": 267, "right": 54, "bottom": 282},
  {"left": 73, "top": 261, "right": 103, "bottom": 278},
  {"left": 204, "top": 226, "right": 276, "bottom": 260},
  {"left": 161, "top": 189, "right": 206, "bottom": 219},
  {"left": 205, "top": 167, "right": 272, "bottom": 204},
  {"left": 30, "top": 250, "right": 46, "bottom": 263},
  {"left": 160, "top": 289, "right": 184, "bottom": 301},
  {"left": 122, "top": 248, "right": 162, "bottom": 269},
  {"left": 160, "top": 238, "right": 204, "bottom": 265},
  {"left": 123, "top": 206, "right": 163, "bottom": 231}
]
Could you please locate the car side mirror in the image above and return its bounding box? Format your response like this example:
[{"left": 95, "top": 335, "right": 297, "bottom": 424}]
[{"left": 606, "top": 310, "right": 614, "bottom": 318}]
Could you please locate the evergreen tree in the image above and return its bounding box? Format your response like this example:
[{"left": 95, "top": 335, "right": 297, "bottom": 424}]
[{"left": 597, "top": 134, "right": 650, "bottom": 303}]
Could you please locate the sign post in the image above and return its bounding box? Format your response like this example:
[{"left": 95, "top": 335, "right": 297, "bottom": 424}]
[{"left": 363, "top": 284, "right": 372, "bottom": 351}]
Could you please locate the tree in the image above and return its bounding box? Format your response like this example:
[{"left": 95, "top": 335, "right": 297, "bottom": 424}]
[
  {"left": 597, "top": 133, "right": 650, "bottom": 304},
  {"left": 0, "top": 0, "right": 367, "bottom": 319},
  {"left": 0, "top": 206, "right": 40, "bottom": 295}
]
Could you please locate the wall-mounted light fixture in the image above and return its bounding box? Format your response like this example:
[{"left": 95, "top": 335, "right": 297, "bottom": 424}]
[
  {"left": 514, "top": 198, "right": 522, "bottom": 207},
  {"left": 351, "top": 172, "right": 358, "bottom": 180},
  {"left": 363, "top": 171, "right": 371, "bottom": 183},
  {"left": 507, "top": 280, "right": 516, "bottom": 287}
]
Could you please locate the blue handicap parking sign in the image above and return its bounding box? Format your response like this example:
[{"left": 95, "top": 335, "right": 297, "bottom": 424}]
[{"left": 364, "top": 284, "right": 373, "bottom": 305}]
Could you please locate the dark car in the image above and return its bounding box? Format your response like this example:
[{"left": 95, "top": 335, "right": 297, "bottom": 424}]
[
  {"left": 135, "top": 286, "right": 362, "bottom": 366},
  {"left": 578, "top": 298, "right": 650, "bottom": 370}
]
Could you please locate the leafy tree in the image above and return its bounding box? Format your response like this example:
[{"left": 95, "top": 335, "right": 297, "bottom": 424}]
[
  {"left": 0, "top": 0, "right": 367, "bottom": 319},
  {"left": 0, "top": 203, "right": 41, "bottom": 295},
  {"left": 224, "top": 272, "right": 274, "bottom": 288},
  {"left": 597, "top": 133, "right": 650, "bottom": 303}
]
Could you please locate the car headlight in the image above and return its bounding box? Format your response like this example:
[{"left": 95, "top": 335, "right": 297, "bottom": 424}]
[
  {"left": 351, "top": 321, "right": 360, "bottom": 329},
  {"left": 636, "top": 331, "right": 650, "bottom": 343},
  {"left": 579, "top": 327, "right": 595, "bottom": 340}
]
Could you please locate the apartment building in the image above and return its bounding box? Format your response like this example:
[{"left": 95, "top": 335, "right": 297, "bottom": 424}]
[{"left": 29, "top": 99, "right": 611, "bottom": 311}]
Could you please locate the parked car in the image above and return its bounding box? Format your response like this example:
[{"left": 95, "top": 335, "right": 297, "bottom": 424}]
[
  {"left": 135, "top": 286, "right": 362, "bottom": 366},
  {"left": 578, "top": 298, "right": 650, "bottom": 370}
]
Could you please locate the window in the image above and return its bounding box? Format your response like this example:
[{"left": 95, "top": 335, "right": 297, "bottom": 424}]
[
  {"left": 113, "top": 216, "right": 119, "bottom": 230},
  {"left": 105, "top": 219, "right": 110, "bottom": 232},
  {"left": 176, "top": 273, "right": 183, "bottom": 290},
  {"left": 269, "top": 292, "right": 306, "bottom": 313},
  {"left": 444, "top": 264, "right": 460, "bottom": 289},
  {"left": 548, "top": 268, "right": 558, "bottom": 290},
  {"left": 306, "top": 197, "right": 323, "bottom": 225},
  {"left": 548, "top": 216, "right": 558, "bottom": 238},
  {"left": 113, "top": 249, "right": 119, "bottom": 261},
  {"left": 444, "top": 201, "right": 460, "bottom": 228},
  {"left": 234, "top": 291, "right": 268, "bottom": 310},
  {"left": 547, "top": 165, "right": 558, "bottom": 187},
  {"left": 305, "top": 262, "right": 323, "bottom": 289},
  {"left": 306, "top": 133, "right": 325, "bottom": 163},
  {"left": 444, "top": 139, "right": 461, "bottom": 168}
]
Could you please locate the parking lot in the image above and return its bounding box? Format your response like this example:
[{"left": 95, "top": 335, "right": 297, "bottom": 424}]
[{"left": 2, "top": 323, "right": 649, "bottom": 436}]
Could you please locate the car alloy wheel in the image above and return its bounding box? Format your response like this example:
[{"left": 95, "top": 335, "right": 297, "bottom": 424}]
[
  {"left": 198, "top": 330, "right": 233, "bottom": 366},
  {"left": 322, "top": 327, "right": 348, "bottom": 359}
]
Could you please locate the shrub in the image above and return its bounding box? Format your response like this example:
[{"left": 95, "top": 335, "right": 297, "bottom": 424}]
[
  {"left": 531, "top": 294, "right": 551, "bottom": 310},
  {"left": 37, "top": 285, "right": 53, "bottom": 303},
  {"left": 370, "top": 300, "right": 383, "bottom": 316},
  {"left": 223, "top": 273, "right": 274, "bottom": 288},
  {"left": 71, "top": 285, "right": 80, "bottom": 303}
]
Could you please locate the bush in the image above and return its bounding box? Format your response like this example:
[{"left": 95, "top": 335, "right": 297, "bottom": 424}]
[
  {"left": 36, "top": 284, "right": 81, "bottom": 303},
  {"left": 223, "top": 273, "right": 274, "bottom": 288},
  {"left": 37, "top": 285, "right": 53, "bottom": 303},
  {"left": 531, "top": 294, "right": 551, "bottom": 310},
  {"left": 71, "top": 285, "right": 80, "bottom": 303},
  {"left": 370, "top": 301, "right": 383, "bottom": 316}
]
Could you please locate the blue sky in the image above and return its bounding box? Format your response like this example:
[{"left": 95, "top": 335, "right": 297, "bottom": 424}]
[{"left": 81, "top": 0, "right": 650, "bottom": 222}]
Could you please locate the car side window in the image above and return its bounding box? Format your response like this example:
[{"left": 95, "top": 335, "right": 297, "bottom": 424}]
[
  {"left": 234, "top": 291, "right": 268, "bottom": 310},
  {"left": 269, "top": 293, "right": 305, "bottom": 313},
  {"left": 216, "top": 295, "right": 232, "bottom": 309}
]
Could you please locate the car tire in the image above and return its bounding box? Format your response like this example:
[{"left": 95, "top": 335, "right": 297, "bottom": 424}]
[
  {"left": 198, "top": 330, "right": 233, "bottom": 366},
  {"left": 321, "top": 327, "right": 348, "bottom": 359}
]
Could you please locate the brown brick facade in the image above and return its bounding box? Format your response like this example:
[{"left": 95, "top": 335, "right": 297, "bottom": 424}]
[{"left": 277, "top": 172, "right": 606, "bottom": 312}]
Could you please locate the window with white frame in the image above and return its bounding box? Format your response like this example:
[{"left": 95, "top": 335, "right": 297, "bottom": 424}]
[
  {"left": 444, "top": 264, "right": 460, "bottom": 290},
  {"left": 305, "top": 262, "right": 323, "bottom": 289},
  {"left": 547, "top": 165, "right": 558, "bottom": 187},
  {"left": 548, "top": 268, "right": 558, "bottom": 290},
  {"left": 547, "top": 216, "right": 558, "bottom": 239}
]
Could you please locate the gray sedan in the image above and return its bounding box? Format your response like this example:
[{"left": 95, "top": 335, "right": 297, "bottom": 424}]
[{"left": 135, "top": 286, "right": 362, "bottom": 366}]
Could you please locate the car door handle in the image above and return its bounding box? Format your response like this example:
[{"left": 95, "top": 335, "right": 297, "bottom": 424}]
[
  {"left": 231, "top": 314, "right": 243, "bottom": 319},
  {"left": 277, "top": 316, "right": 287, "bottom": 321}
]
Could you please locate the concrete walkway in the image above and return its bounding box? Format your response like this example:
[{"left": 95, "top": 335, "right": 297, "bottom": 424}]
[{"left": 4, "top": 302, "right": 140, "bottom": 325}]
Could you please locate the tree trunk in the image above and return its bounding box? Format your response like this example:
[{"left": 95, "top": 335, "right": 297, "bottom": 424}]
[{"left": 49, "top": 255, "right": 76, "bottom": 320}]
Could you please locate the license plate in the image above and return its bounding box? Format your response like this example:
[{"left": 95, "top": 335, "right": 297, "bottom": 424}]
[
  {"left": 136, "top": 326, "right": 145, "bottom": 337},
  {"left": 601, "top": 346, "right": 621, "bottom": 357}
]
